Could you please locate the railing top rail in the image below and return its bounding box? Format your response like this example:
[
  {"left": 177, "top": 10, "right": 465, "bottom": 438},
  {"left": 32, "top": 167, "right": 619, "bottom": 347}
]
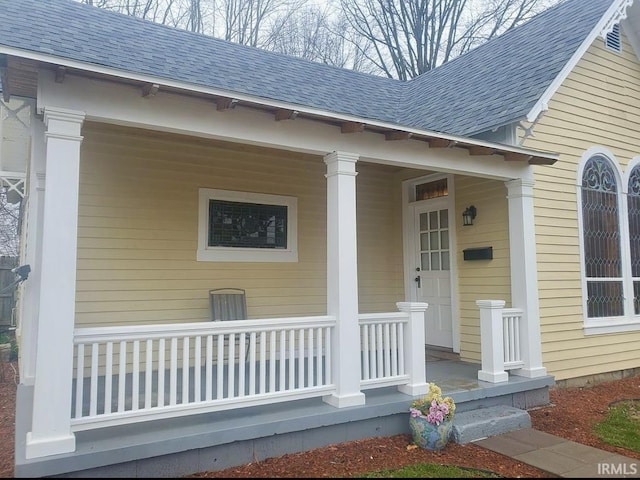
[
  {"left": 358, "top": 312, "right": 409, "bottom": 324},
  {"left": 74, "top": 315, "right": 336, "bottom": 344},
  {"left": 502, "top": 308, "right": 524, "bottom": 316}
]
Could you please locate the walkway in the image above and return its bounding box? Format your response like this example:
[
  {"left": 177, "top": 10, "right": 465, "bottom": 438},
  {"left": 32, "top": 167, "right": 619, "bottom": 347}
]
[{"left": 475, "top": 428, "right": 640, "bottom": 478}]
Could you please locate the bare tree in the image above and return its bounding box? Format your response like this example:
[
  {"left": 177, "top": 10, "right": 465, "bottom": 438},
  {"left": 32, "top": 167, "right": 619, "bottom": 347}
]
[
  {"left": 338, "top": 0, "right": 561, "bottom": 80},
  {"left": 263, "top": 4, "right": 372, "bottom": 72}
]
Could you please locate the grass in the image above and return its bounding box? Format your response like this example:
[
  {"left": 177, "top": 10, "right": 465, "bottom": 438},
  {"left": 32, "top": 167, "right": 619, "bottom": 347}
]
[
  {"left": 594, "top": 399, "right": 640, "bottom": 452},
  {"left": 356, "top": 463, "right": 502, "bottom": 478}
]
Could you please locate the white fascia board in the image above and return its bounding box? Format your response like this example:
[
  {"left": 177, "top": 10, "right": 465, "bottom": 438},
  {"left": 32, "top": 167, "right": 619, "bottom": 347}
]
[
  {"left": 1, "top": 45, "right": 556, "bottom": 165},
  {"left": 527, "top": 0, "right": 632, "bottom": 123},
  {"left": 37, "top": 69, "right": 542, "bottom": 181}
]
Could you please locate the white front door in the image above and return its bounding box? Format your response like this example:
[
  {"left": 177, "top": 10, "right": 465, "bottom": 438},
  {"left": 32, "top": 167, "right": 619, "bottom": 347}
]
[{"left": 414, "top": 202, "right": 453, "bottom": 348}]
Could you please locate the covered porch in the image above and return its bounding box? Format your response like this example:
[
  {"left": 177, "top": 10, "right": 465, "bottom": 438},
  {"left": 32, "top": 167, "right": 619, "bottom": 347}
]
[
  {"left": 14, "top": 67, "right": 556, "bottom": 470},
  {"left": 14, "top": 354, "right": 553, "bottom": 478}
]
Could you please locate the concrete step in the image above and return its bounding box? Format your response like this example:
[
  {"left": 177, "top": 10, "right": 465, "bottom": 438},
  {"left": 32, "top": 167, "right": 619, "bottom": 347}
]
[{"left": 451, "top": 406, "right": 531, "bottom": 444}]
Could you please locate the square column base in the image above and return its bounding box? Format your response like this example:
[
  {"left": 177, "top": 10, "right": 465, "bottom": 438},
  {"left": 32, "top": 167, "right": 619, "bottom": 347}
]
[
  {"left": 397, "top": 383, "right": 429, "bottom": 396},
  {"left": 478, "top": 370, "right": 509, "bottom": 383},
  {"left": 511, "top": 366, "right": 548, "bottom": 378},
  {"left": 323, "top": 392, "right": 366, "bottom": 408},
  {"left": 25, "top": 431, "right": 76, "bottom": 459}
]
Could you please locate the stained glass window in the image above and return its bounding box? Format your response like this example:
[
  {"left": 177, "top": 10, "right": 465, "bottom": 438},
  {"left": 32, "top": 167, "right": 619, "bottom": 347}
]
[
  {"left": 581, "top": 155, "right": 623, "bottom": 317},
  {"left": 628, "top": 165, "right": 640, "bottom": 314}
]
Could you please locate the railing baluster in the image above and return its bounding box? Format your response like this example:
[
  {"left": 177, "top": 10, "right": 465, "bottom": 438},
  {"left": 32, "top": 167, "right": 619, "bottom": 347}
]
[
  {"left": 248, "top": 332, "right": 256, "bottom": 396},
  {"left": 307, "top": 327, "right": 314, "bottom": 387},
  {"left": 279, "top": 330, "right": 286, "bottom": 391},
  {"left": 158, "top": 338, "right": 165, "bottom": 407},
  {"left": 90, "top": 342, "right": 99, "bottom": 417},
  {"left": 259, "top": 331, "right": 266, "bottom": 394},
  {"left": 369, "top": 325, "right": 376, "bottom": 379},
  {"left": 132, "top": 340, "right": 140, "bottom": 411},
  {"left": 298, "top": 328, "right": 304, "bottom": 388},
  {"left": 238, "top": 333, "right": 245, "bottom": 397},
  {"left": 269, "top": 331, "right": 276, "bottom": 393},
  {"left": 390, "top": 323, "right": 398, "bottom": 377},
  {"left": 145, "top": 339, "right": 153, "bottom": 409},
  {"left": 75, "top": 343, "right": 84, "bottom": 419},
  {"left": 170, "top": 337, "right": 178, "bottom": 406},
  {"left": 288, "top": 329, "right": 295, "bottom": 390},
  {"left": 228, "top": 334, "right": 236, "bottom": 398},
  {"left": 513, "top": 316, "right": 521, "bottom": 362},
  {"left": 182, "top": 336, "right": 190, "bottom": 404},
  {"left": 325, "top": 326, "right": 332, "bottom": 385},
  {"left": 398, "top": 322, "right": 405, "bottom": 375},
  {"left": 315, "top": 327, "right": 322, "bottom": 387},
  {"left": 105, "top": 342, "right": 113, "bottom": 415},
  {"left": 362, "top": 324, "right": 370, "bottom": 380},
  {"left": 194, "top": 336, "right": 202, "bottom": 403},
  {"left": 376, "top": 324, "right": 383, "bottom": 378},
  {"left": 383, "top": 323, "right": 391, "bottom": 377},
  {"left": 118, "top": 341, "right": 126, "bottom": 412},
  {"left": 216, "top": 334, "right": 224, "bottom": 400},
  {"left": 206, "top": 335, "right": 213, "bottom": 401}
]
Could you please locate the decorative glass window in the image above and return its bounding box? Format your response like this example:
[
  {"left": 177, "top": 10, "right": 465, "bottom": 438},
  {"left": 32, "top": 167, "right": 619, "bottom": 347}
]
[
  {"left": 628, "top": 165, "right": 640, "bottom": 314},
  {"left": 416, "top": 179, "right": 448, "bottom": 200},
  {"left": 581, "top": 155, "right": 624, "bottom": 318},
  {"left": 198, "top": 188, "right": 298, "bottom": 262}
]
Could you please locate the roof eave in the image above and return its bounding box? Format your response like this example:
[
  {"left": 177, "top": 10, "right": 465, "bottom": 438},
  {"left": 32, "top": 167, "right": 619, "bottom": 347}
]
[{"left": 0, "top": 45, "right": 558, "bottom": 167}]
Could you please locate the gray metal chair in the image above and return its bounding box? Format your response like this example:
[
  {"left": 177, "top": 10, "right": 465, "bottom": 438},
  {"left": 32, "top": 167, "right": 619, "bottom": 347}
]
[
  {"left": 209, "top": 288, "right": 250, "bottom": 360},
  {"left": 209, "top": 288, "right": 247, "bottom": 322}
]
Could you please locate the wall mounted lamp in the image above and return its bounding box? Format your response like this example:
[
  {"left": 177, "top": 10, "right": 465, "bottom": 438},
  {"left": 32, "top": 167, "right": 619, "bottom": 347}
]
[{"left": 462, "top": 205, "right": 477, "bottom": 226}]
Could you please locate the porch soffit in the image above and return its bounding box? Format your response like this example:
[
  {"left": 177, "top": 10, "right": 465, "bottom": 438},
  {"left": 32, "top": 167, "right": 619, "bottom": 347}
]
[{"left": 3, "top": 52, "right": 558, "bottom": 168}]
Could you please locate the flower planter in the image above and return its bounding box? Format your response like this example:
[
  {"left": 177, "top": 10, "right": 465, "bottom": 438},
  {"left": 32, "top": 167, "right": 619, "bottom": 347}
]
[{"left": 409, "top": 414, "right": 454, "bottom": 450}]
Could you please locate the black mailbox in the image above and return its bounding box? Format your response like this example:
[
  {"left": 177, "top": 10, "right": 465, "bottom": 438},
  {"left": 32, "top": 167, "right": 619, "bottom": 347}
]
[{"left": 463, "top": 246, "right": 493, "bottom": 261}]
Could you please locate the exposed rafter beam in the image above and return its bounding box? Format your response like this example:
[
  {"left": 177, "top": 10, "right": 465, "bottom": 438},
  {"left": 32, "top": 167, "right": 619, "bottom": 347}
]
[
  {"left": 385, "top": 131, "right": 412, "bottom": 141},
  {"left": 503, "top": 152, "right": 533, "bottom": 162},
  {"left": 341, "top": 121, "right": 365, "bottom": 134},
  {"left": 527, "top": 157, "right": 548, "bottom": 165},
  {"left": 141, "top": 83, "right": 160, "bottom": 98},
  {"left": 275, "top": 108, "right": 299, "bottom": 121},
  {"left": 0, "top": 67, "right": 8, "bottom": 102},
  {"left": 55, "top": 66, "right": 67, "bottom": 84},
  {"left": 427, "top": 138, "right": 455, "bottom": 148},
  {"left": 468, "top": 146, "right": 495, "bottom": 156},
  {"left": 215, "top": 97, "right": 239, "bottom": 111}
]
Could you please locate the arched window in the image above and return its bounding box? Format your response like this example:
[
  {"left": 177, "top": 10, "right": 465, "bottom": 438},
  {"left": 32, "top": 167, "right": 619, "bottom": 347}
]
[
  {"left": 628, "top": 165, "right": 640, "bottom": 315},
  {"left": 581, "top": 155, "right": 623, "bottom": 318}
]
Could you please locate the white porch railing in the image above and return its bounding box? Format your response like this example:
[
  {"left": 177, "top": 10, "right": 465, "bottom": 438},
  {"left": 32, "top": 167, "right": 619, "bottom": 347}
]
[
  {"left": 476, "top": 300, "right": 525, "bottom": 383},
  {"left": 72, "top": 316, "right": 336, "bottom": 431},
  {"left": 71, "top": 303, "right": 429, "bottom": 432},
  {"left": 359, "top": 312, "right": 408, "bottom": 389}
]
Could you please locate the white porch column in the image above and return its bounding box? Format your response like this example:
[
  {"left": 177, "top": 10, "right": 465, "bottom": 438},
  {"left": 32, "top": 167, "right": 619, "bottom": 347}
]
[
  {"left": 26, "top": 107, "right": 85, "bottom": 459},
  {"left": 505, "top": 178, "right": 547, "bottom": 378},
  {"left": 18, "top": 118, "right": 46, "bottom": 386},
  {"left": 396, "top": 302, "right": 429, "bottom": 395},
  {"left": 322, "top": 151, "right": 365, "bottom": 408},
  {"left": 476, "top": 300, "right": 508, "bottom": 383}
]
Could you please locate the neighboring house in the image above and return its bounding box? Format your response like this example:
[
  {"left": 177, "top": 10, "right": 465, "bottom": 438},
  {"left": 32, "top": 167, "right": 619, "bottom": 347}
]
[{"left": 0, "top": 0, "right": 636, "bottom": 477}]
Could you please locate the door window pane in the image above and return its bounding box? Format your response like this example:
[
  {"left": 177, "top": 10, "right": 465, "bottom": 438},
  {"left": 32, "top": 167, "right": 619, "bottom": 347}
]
[
  {"left": 421, "top": 253, "right": 429, "bottom": 271},
  {"left": 440, "top": 230, "right": 449, "bottom": 249},
  {"left": 440, "top": 209, "right": 448, "bottom": 228},
  {"left": 420, "top": 213, "right": 428, "bottom": 231},
  {"left": 441, "top": 251, "right": 450, "bottom": 270},
  {"left": 420, "top": 233, "right": 429, "bottom": 250},
  {"left": 429, "top": 232, "right": 439, "bottom": 250},
  {"left": 429, "top": 211, "right": 438, "bottom": 230},
  {"left": 430, "top": 252, "right": 440, "bottom": 271}
]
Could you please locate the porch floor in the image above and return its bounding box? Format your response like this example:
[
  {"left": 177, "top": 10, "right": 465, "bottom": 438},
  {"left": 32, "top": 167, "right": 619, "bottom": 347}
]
[{"left": 14, "top": 357, "right": 555, "bottom": 478}]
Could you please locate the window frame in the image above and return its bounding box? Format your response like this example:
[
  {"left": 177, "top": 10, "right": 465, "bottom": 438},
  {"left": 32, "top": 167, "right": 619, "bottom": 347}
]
[
  {"left": 577, "top": 147, "right": 640, "bottom": 335},
  {"left": 197, "top": 188, "right": 298, "bottom": 262}
]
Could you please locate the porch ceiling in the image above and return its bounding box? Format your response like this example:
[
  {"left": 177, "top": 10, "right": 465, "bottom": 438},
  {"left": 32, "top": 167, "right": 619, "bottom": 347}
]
[{"left": 2, "top": 54, "right": 558, "bottom": 167}]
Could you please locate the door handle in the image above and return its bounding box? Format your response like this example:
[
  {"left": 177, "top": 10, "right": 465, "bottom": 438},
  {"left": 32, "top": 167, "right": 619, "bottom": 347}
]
[{"left": 414, "top": 276, "right": 421, "bottom": 288}]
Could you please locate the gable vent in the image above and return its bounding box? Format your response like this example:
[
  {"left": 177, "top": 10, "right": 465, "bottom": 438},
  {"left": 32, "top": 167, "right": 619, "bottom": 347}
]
[{"left": 606, "top": 23, "right": 622, "bottom": 53}]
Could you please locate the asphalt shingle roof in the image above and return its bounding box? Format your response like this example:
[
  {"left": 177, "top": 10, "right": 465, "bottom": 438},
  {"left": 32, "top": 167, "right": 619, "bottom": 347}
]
[
  {"left": 0, "top": 0, "right": 614, "bottom": 138},
  {"left": 401, "top": 0, "right": 613, "bottom": 136}
]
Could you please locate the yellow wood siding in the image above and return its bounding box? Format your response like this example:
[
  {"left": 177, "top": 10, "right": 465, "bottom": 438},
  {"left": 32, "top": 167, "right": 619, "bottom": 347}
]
[
  {"left": 454, "top": 175, "right": 511, "bottom": 363},
  {"left": 76, "top": 124, "right": 405, "bottom": 327},
  {"left": 523, "top": 35, "right": 640, "bottom": 381}
]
